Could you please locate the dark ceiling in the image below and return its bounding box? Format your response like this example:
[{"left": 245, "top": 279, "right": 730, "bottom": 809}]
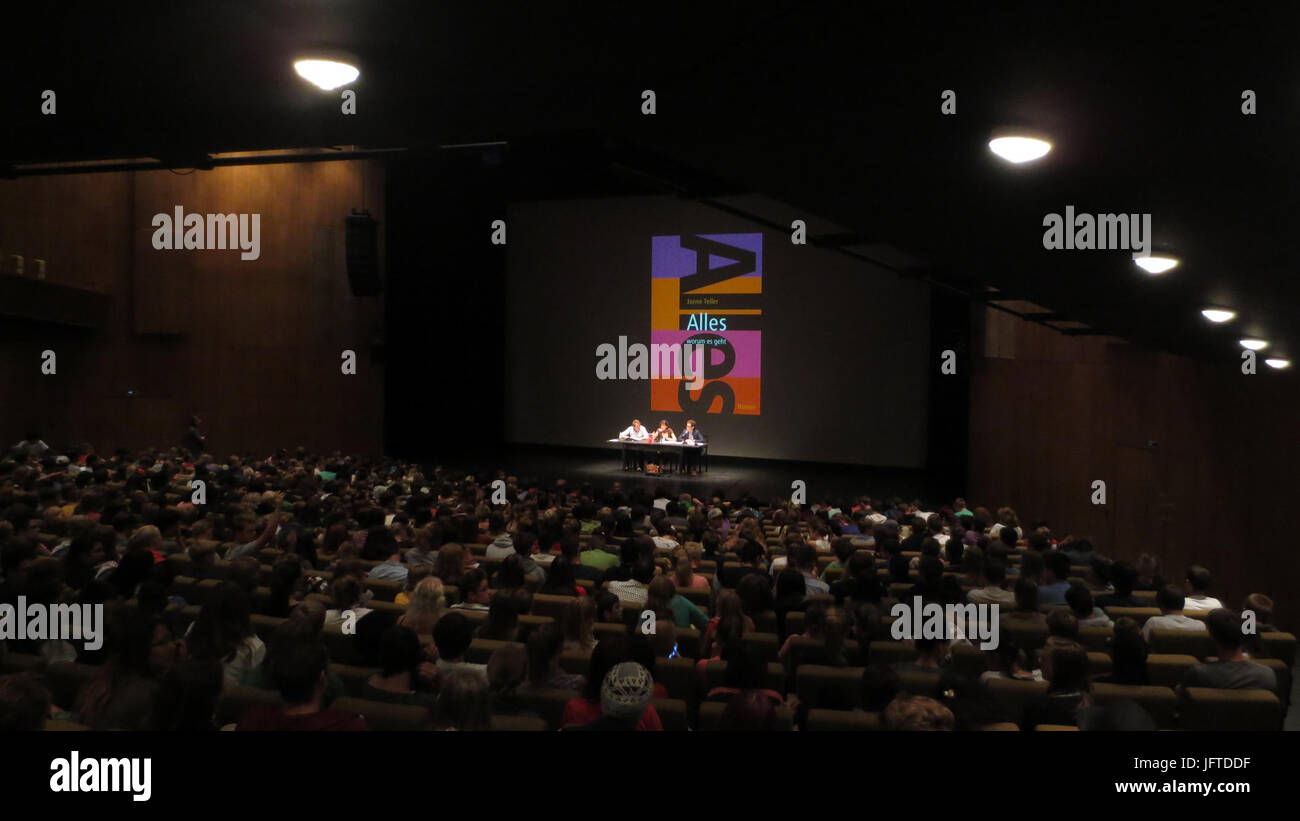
[{"left": 7, "top": 1, "right": 1300, "bottom": 364}]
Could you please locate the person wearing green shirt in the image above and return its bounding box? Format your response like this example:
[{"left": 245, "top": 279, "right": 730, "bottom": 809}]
[
  {"left": 647, "top": 576, "right": 709, "bottom": 631},
  {"left": 579, "top": 530, "right": 620, "bottom": 570}
]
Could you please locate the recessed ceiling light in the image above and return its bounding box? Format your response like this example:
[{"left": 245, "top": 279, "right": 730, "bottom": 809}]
[
  {"left": 294, "top": 58, "right": 359, "bottom": 90},
  {"left": 1240, "top": 338, "right": 1269, "bottom": 351},
  {"left": 988, "top": 136, "right": 1052, "bottom": 164},
  {"left": 1265, "top": 358, "right": 1291, "bottom": 369},
  {"left": 1133, "top": 255, "right": 1179, "bottom": 275},
  {"left": 1200, "top": 308, "right": 1236, "bottom": 323}
]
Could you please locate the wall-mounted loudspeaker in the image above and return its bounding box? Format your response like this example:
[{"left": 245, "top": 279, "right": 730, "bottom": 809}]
[{"left": 345, "top": 211, "right": 381, "bottom": 296}]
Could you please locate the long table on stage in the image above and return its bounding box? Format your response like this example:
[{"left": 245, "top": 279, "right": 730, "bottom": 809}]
[{"left": 607, "top": 438, "right": 709, "bottom": 473}]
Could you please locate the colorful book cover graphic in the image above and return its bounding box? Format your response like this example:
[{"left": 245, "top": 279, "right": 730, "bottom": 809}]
[{"left": 650, "top": 233, "right": 761, "bottom": 416}]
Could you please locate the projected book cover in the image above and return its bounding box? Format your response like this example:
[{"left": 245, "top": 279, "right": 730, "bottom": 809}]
[{"left": 650, "top": 233, "right": 762, "bottom": 416}]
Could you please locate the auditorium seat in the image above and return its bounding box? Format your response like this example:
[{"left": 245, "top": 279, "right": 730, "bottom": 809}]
[
  {"left": 756, "top": 610, "right": 805, "bottom": 637},
  {"left": 797, "top": 665, "right": 863, "bottom": 710},
  {"left": 983, "top": 677, "right": 1049, "bottom": 724},
  {"left": 867, "top": 640, "right": 915, "bottom": 667},
  {"left": 741, "top": 632, "right": 780, "bottom": 663},
  {"left": 784, "top": 637, "right": 860, "bottom": 670},
  {"left": 674, "top": 628, "right": 702, "bottom": 659},
  {"left": 896, "top": 669, "right": 942, "bottom": 696},
  {"left": 364, "top": 579, "right": 403, "bottom": 602},
  {"left": 530, "top": 593, "right": 574, "bottom": 621},
  {"left": 677, "top": 586, "right": 711, "bottom": 611},
  {"left": 593, "top": 622, "right": 628, "bottom": 643},
  {"left": 1145, "top": 654, "right": 1200, "bottom": 688},
  {"left": 516, "top": 687, "right": 581, "bottom": 729},
  {"left": 558, "top": 648, "right": 591, "bottom": 675},
  {"left": 466, "top": 639, "right": 520, "bottom": 665},
  {"left": 1258, "top": 632, "right": 1297, "bottom": 666},
  {"left": 701, "top": 660, "right": 786, "bottom": 696},
  {"left": 1131, "top": 590, "right": 1158, "bottom": 604},
  {"left": 1090, "top": 683, "right": 1178, "bottom": 729},
  {"left": 43, "top": 719, "right": 89, "bottom": 731},
  {"left": 804, "top": 708, "right": 881, "bottom": 731},
  {"left": 1255, "top": 658, "right": 1291, "bottom": 704},
  {"left": 1179, "top": 688, "right": 1283, "bottom": 731},
  {"left": 1148, "top": 629, "right": 1215, "bottom": 659},
  {"left": 218, "top": 685, "right": 281, "bottom": 727},
  {"left": 698, "top": 701, "right": 795, "bottom": 730},
  {"left": 1035, "top": 724, "right": 1078, "bottom": 731},
  {"left": 653, "top": 657, "right": 700, "bottom": 707},
  {"left": 363, "top": 599, "right": 406, "bottom": 617},
  {"left": 1102, "top": 607, "right": 1161, "bottom": 626},
  {"left": 1001, "top": 622, "right": 1048, "bottom": 652},
  {"left": 489, "top": 714, "right": 548, "bottom": 731},
  {"left": 653, "top": 697, "right": 690, "bottom": 731},
  {"left": 331, "top": 696, "right": 430, "bottom": 730},
  {"left": 1077, "top": 626, "right": 1114, "bottom": 652},
  {"left": 1086, "top": 652, "right": 1112, "bottom": 677},
  {"left": 169, "top": 575, "right": 204, "bottom": 605},
  {"left": 950, "top": 643, "right": 987, "bottom": 678},
  {"left": 518, "top": 615, "right": 557, "bottom": 632},
  {"left": 980, "top": 722, "right": 1020, "bottom": 731}
]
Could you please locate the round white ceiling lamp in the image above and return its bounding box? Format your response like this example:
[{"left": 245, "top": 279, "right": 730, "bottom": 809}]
[
  {"left": 1200, "top": 308, "right": 1236, "bottom": 323},
  {"left": 988, "top": 135, "right": 1052, "bottom": 164},
  {"left": 1133, "top": 255, "right": 1179, "bottom": 275},
  {"left": 294, "top": 52, "right": 360, "bottom": 90}
]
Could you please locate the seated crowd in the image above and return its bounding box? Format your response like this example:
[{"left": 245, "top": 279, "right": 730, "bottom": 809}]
[{"left": 0, "top": 442, "right": 1292, "bottom": 732}]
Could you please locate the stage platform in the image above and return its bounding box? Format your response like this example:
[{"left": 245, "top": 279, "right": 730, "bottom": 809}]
[{"left": 415, "top": 443, "right": 952, "bottom": 506}]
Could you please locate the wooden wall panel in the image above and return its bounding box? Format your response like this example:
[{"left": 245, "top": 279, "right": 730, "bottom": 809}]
[
  {"left": 969, "top": 306, "right": 1300, "bottom": 632},
  {"left": 0, "top": 160, "right": 384, "bottom": 457}
]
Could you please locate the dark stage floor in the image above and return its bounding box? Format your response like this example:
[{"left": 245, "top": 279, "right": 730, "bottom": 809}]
[{"left": 425, "top": 443, "right": 951, "bottom": 506}]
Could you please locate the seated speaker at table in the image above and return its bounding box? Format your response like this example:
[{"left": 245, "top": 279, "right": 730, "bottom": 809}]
[
  {"left": 652, "top": 419, "right": 678, "bottom": 472},
  {"left": 680, "top": 419, "right": 705, "bottom": 474},
  {"left": 619, "top": 418, "right": 649, "bottom": 469}
]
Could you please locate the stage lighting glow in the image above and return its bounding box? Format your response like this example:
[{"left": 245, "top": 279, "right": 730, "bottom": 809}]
[
  {"left": 294, "top": 59, "right": 359, "bottom": 90},
  {"left": 1200, "top": 308, "right": 1236, "bottom": 323},
  {"left": 1134, "top": 255, "right": 1179, "bottom": 274},
  {"left": 988, "top": 136, "right": 1051, "bottom": 164},
  {"left": 1265, "top": 358, "right": 1291, "bottom": 369},
  {"left": 1239, "top": 338, "right": 1269, "bottom": 351}
]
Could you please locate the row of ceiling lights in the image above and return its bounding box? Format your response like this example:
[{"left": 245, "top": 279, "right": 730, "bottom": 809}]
[
  {"left": 989, "top": 136, "right": 1289, "bottom": 369},
  {"left": 293, "top": 62, "right": 1292, "bottom": 372}
]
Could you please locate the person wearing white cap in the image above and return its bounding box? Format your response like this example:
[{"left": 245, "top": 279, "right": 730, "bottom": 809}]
[{"left": 567, "top": 662, "right": 656, "bottom": 731}]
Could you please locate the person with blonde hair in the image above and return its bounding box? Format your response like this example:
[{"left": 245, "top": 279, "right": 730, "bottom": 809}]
[
  {"left": 400, "top": 576, "right": 445, "bottom": 648},
  {"left": 561, "top": 596, "right": 597, "bottom": 653},
  {"left": 674, "top": 555, "right": 710, "bottom": 591}
]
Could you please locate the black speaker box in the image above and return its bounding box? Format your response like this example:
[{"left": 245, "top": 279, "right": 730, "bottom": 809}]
[{"left": 345, "top": 212, "right": 381, "bottom": 296}]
